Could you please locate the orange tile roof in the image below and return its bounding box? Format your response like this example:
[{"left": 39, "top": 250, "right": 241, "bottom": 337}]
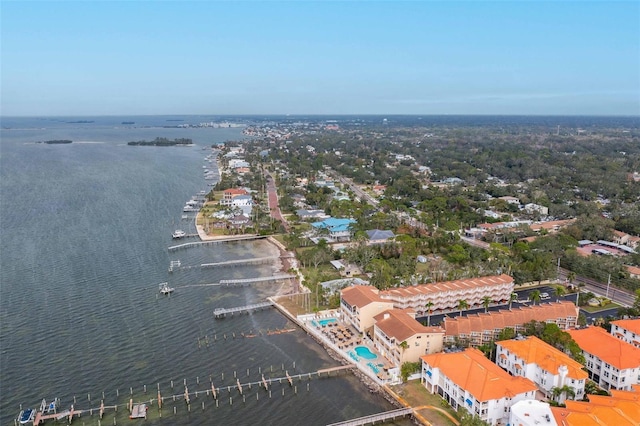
[
  {"left": 567, "top": 326, "right": 640, "bottom": 370},
  {"left": 497, "top": 336, "right": 588, "bottom": 380},
  {"left": 444, "top": 301, "right": 579, "bottom": 336},
  {"left": 421, "top": 348, "right": 537, "bottom": 401},
  {"left": 341, "top": 285, "right": 390, "bottom": 308},
  {"left": 373, "top": 309, "right": 444, "bottom": 341},
  {"left": 382, "top": 274, "right": 513, "bottom": 298},
  {"left": 530, "top": 219, "right": 576, "bottom": 232},
  {"left": 627, "top": 265, "right": 640, "bottom": 276},
  {"left": 551, "top": 390, "right": 640, "bottom": 426},
  {"left": 611, "top": 318, "right": 640, "bottom": 336}
]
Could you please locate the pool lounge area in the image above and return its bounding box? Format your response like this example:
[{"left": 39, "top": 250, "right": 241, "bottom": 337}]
[{"left": 354, "top": 345, "right": 377, "bottom": 360}]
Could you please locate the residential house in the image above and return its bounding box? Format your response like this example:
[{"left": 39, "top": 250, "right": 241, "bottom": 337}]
[
  {"left": 372, "top": 309, "right": 444, "bottom": 368},
  {"left": 499, "top": 196, "right": 521, "bottom": 205},
  {"left": 524, "top": 203, "right": 549, "bottom": 216},
  {"left": 365, "top": 229, "right": 395, "bottom": 244},
  {"left": 311, "top": 217, "right": 356, "bottom": 242},
  {"left": 529, "top": 219, "right": 576, "bottom": 234},
  {"left": 340, "top": 285, "right": 394, "bottom": 335},
  {"left": 296, "top": 209, "right": 329, "bottom": 220},
  {"left": 626, "top": 265, "right": 640, "bottom": 279},
  {"left": 444, "top": 301, "right": 579, "bottom": 347},
  {"left": 496, "top": 336, "right": 587, "bottom": 401},
  {"left": 611, "top": 319, "right": 640, "bottom": 348},
  {"left": 421, "top": 348, "right": 538, "bottom": 425},
  {"left": 567, "top": 326, "right": 640, "bottom": 391}
]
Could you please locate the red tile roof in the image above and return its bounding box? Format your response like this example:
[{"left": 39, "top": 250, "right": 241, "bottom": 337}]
[
  {"left": 382, "top": 274, "right": 513, "bottom": 299},
  {"left": 373, "top": 309, "right": 444, "bottom": 341}
]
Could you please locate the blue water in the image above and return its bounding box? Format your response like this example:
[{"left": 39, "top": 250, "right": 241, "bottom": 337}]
[
  {"left": 355, "top": 346, "right": 378, "bottom": 360},
  {"left": 318, "top": 318, "right": 337, "bottom": 326},
  {"left": 0, "top": 117, "right": 397, "bottom": 425}
]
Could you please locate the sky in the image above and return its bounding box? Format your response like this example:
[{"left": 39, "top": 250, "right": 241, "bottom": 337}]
[{"left": 1, "top": 1, "right": 639, "bottom": 116}]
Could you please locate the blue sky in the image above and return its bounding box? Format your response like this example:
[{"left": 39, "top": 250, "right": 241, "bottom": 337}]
[{"left": 2, "top": 1, "right": 639, "bottom": 116}]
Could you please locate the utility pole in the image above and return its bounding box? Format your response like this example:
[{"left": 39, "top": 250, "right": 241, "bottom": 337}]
[{"left": 606, "top": 274, "right": 611, "bottom": 298}]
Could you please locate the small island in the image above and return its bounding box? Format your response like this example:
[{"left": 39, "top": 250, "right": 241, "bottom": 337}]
[
  {"left": 38, "top": 139, "right": 73, "bottom": 144},
  {"left": 127, "top": 137, "right": 193, "bottom": 146}
]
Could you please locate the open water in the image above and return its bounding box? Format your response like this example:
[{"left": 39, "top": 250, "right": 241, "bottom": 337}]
[{"left": 0, "top": 116, "right": 396, "bottom": 425}]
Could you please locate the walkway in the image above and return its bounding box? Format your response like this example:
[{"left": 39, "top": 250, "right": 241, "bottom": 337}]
[
  {"left": 326, "top": 408, "right": 413, "bottom": 426},
  {"left": 265, "top": 171, "right": 290, "bottom": 232}
]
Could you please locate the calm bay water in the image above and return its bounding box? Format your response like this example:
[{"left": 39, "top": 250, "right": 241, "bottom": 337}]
[{"left": 0, "top": 117, "right": 395, "bottom": 425}]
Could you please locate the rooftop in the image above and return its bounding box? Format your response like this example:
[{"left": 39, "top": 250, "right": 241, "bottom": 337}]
[
  {"left": 497, "top": 336, "right": 588, "bottom": 380},
  {"left": 550, "top": 386, "right": 640, "bottom": 426},
  {"left": 422, "top": 348, "right": 537, "bottom": 401},
  {"left": 567, "top": 326, "right": 640, "bottom": 370},
  {"left": 382, "top": 274, "right": 513, "bottom": 299},
  {"left": 341, "top": 285, "right": 392, "bottom": 309},
  {"left": 611, "top": 318, "right": 640, "bottom": 336},
  {"left": 374, "top": 309, "right": 444, "bottom": 342}
]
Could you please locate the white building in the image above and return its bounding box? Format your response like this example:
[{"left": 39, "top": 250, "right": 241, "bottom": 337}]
[
  {"left": 496, "top": 336, "right": 587, "bottom": 402},
  {"left": 421, "top": 348, "right": 538, "bottom": 425},
  {"left": 510, "top": 400, "right": 557, "bottom": 426},
  {"left": 568, "top": 326, "right": 640, "bottom": 391},
  {"left": 610, "top": 319, "right": 640, "bottom": 348}
]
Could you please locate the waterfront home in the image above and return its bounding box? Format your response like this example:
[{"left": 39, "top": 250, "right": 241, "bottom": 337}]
[
  {"left": 444, "top": 301, "right": 579, "bottom": 347},
  {"left": 421, "top": 348, "right": 537, "bottom": 426},
  {"left": 568, "top": 326, "right": 640, "bottom": 391},
  {"left": 611, "top": 319, "right": 640, "bottom": 348},
  {"left": 379, "top": 274, "right": 514, "bottom": 315},
  {"left": 340, "top": 285, "right": 394, "bottom": 335},
  {"left": 372, "top": 309, "right": 444, "bottom": 368},
  {"left": 496, "top": 336, "right": 587, "bottom": 402}
]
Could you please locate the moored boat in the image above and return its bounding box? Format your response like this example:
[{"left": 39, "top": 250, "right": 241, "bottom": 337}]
[
  {"left": 159, "top": 282, "right": 174, "bottom": 295},
  {"left": 172, "top": 230, "right": 186, "bottom": 239},
  {"left": 18, "top": 408, "right": 35, "bottom": 424}
]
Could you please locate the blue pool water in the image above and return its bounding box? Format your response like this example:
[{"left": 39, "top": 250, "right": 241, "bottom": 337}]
[
  {"left": 354, "top": 346, "right": 377, "bottom": 360},
  {"left": 367, "top": 362, "right": 380, "bottom": 374},
  {"left": 319, "top": 318, "right": 337, "bottom": 326}
]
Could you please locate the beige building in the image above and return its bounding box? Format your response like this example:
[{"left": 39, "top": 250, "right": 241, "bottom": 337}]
[
  {"left": 372, "top": 309, "right": 444, "bottom": 368},
  {"left": 340, "top": 286, "right": 394, "bottom": 334},
  {"left": 380, "top": 274, "right": 514, "bottom": 315}
]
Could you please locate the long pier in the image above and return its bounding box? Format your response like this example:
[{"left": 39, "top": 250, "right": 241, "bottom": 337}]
[
  {"left": 219, "top": 274, "right": 295, "bottom": 285},
  {"left": 200, "top": 256, "right": 279, "bottom": 268},
  {"left": 214, "top": 301, "right": 274, "bottom": 318},
  {"left": 326, "top": 408, "right": 413, "bottom": 426},
  {"left": 168, "top": 235, "right": 266, "bottom": 251}
]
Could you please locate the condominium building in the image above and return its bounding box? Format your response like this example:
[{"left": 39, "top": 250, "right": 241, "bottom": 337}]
[
  {"left": 610, "top": 319, "right": 640, "bottom": 348},
  {"left": 340, "top": 285, "right": 394, "bottom": 334},
  {"left": 421, "top": 348, "right": 538, "bottom": 426},
  {"left": 372, "top": 309, "right": 444, "bottom": 368},
  {"left": 496, "top": 336, "right": 587, "bottom": 402},
  {"left": 550, "top": 386, "right": 640, "bottom": 426},
  {"left": 567, "top": 326, "right": 640, "bottom": 391},
  {"left": 444, "top": 301, "right": 579, "bottom": 347},
  {"left": 380, "top": 274, "right": 514, "bottom": 315}
]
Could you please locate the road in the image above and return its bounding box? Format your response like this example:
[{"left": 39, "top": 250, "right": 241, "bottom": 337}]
[{"left": 558, "top": 267, "right": 635, "bottom": 308}]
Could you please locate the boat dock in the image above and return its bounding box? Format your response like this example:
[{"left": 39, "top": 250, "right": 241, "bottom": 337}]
[
  {"left": 326, "top": 408, "right": 413, "bottom": 426},
  {"left": 214, "top": 301, "right": 274, "bottom": 318},
  {"left": 200, "top": 256, "right": 279, "bottom": 268},
  {"left": 218, "top": 274, "right": 294, "bottom": 285},
  {"left": 168, "top": 235, "right": 267, "bottom": 251}
]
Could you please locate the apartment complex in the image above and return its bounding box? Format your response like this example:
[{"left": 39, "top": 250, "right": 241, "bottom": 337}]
[
  {"left": 340, "top": 285, "right": 394, "bottom": 333},
  {"left": 567, "top": 326, "right": 640, "bottom": 391},
  {"left": 550, "top": 386, "right": 640, "bottom": 426},
  {"left": 380, "top": 274, "right": 514, "bottom": 314},
  {"left": 421, "top": 348, "right": 537, "bottom": 425},
  {"left": 610, "top": 319, "right": 640, "bottom": 348},
  {"left": 496, "top": 336, "right": 587, "bottom": 401},
  {"left": 372, "top": 309, "right": 444, "bottom": 367},
  {"left": 444, "top": 301, "right": 579, "bottom": 346}
]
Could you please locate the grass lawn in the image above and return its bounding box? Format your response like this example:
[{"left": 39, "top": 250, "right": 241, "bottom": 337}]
[
  {"left": 581, "top": 302, "right": 621, "bottom": 313},
  {"left": 391, "top": 380, "right": 459, "bottom": 426}
]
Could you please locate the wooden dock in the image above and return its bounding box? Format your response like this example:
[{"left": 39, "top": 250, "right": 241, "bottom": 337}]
[
  {"left": 316, "top": 365, "right": 354, "bottom": 375},
  {"left": 200, "top": 256, "right": 279, "bottom": 268},
  {"left": 168, "top": 235, "right": 267, "bottom": 251},
  {"left": 219, "top": 274, "right": 295, "bottom": 285},
  {"left": 326, "top": 408, "right": 413, "bottom": 426},
  {"left": 214, "top": 301, "right": 274, "bottom": 318}
]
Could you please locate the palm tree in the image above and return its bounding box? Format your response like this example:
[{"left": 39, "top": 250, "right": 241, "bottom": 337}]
[
  {"left": 458, "top": 299, "right": 469, "bottom": 316},
  {"left": 552, "top": 385, "right": 575, "bottom": 403},
  {"left": 398, "top": 340, "right": 409, "bottom": 361},
  {"left": 509, "top": 293, "right": 518, "bottom": 310},
  {"left": 567, "top": 271, "right": 576, "bottom": 286},
  {"left": 553, "top": 285, "right": 566, "bottom": 301},
  {"left": 425, "top": 301, "right": 434, "bottom": 327},
  {"left": 482, "top": 296, "right": 492, "bottom": 313},
  {"left": 530, "top": 290, "right": 541, "bottom": 305}
]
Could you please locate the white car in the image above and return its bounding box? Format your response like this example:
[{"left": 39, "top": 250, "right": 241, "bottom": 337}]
[{"left": 540, "top": 292, "right": 550, "bottom": 299}]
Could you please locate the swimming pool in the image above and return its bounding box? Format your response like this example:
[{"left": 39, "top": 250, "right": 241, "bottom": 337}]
[
  {"left": 354, "top": 346, "right": 377, "bottom": 360},
  {"left": 318, "top": 318, "right": 337, "bottom": 326}
]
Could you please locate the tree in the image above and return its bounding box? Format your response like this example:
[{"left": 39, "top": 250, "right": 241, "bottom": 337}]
[
  {"left": 425, "top": 301, "right": 434, "bottom": 327},
  {"left": 551, "top": 385, "right": 575, "bottom": 404},
  {"left": 458, "top": 409, "right": 491, "bottom": 426},
  {"left": 458, "top": 299, "right": 469, "bottom": 316},
  {"left": 509, "top": 292, "right": 518, "bottom": 310},
  {"left": 400, "top": 361, "right": 421, "bottom": 382},
  {"left": 482, "top": 296, "right": 492, "bottom": 313},
  {"left": 530, "top": 289, "right": 541, "bottom": 305},
  {"left": 553, "top": 285, "right": 566, "bottom": 301}
]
